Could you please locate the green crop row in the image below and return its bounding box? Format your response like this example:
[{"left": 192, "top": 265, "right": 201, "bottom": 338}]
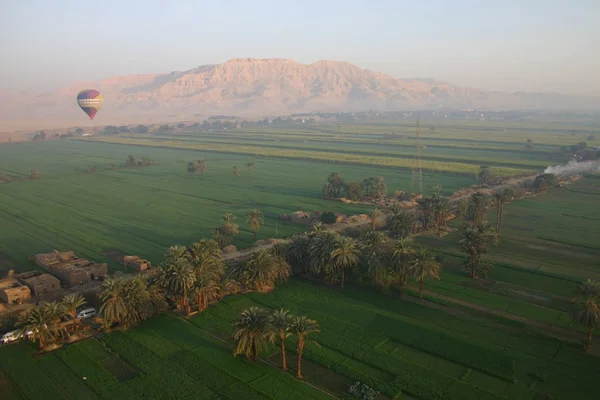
[
  {"left": 144, "top": 134, "right": 552, "bottom": 169},
  {"left": 38, "top": 355, "right": 102, "bottom": 400},
  {"left": 84, "top": 137, "right": 530, "bottom": 176}
]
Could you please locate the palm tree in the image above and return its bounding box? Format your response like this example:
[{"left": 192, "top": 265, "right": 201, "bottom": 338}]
[
  {"left": 393, "top": 238, "right": 415, "bottom": 288},
  {"left": 61, "top": 294, "right": 86, "bottom": 332},
  {"left": 187, "top": 161, "right": 197, "bottom": 174},
  {"left": 386, "top": 206, "right": 414, "bottom": 238},
  {"left": 492, "top": 188, "right": 513, "bottom": 237},
  {"left": 155, "top": 256, "right": 196, "bottom": 315},
  {"left": 232, "top": 307, "right": 269, "bottom": 361},
  {"left": 433, "top": 197, "right": 450, "bottom": 236},
  {"left": 99, "top": 277, "right": 128, "bottom": 328},
  {"left": 246, "top": 208, "right": 264, "bottom": 240},
  {"left": 222, "top": 213, "right": 240, "bottom": 235},
  {"left": 188, "top": 239, "right": 224, "bottom": 311},
  {"left": 44, "top": 301, "right": 68, "bottom": 340},
  {"left": 238, "top": 249, "right": 291, "bottom": 291},
  {"left": 331, "top": 236, "right": 360, "bottom": 287},
  {"left": 458, "top": 220, "right": 497, "bottom": 279},
  {"left": 246, "top": 160, "right": 255, "bottom": 183},
  {"left": 212, "top": 226, "right": 232, "bottom": 248},
  {"left": 572, "top": 279, "right": 600, "bottom": 351},
  {"left": 367, "top": 208, "right": 382, "bottom": 231},
  {"left": 196, "top": 159, "right": 207, "bottom": 179},
  {"left": 17, "top": 306, "right": 58, "bottom": 350},
  {"left": 268, "top": 309, "right": 293, "bottom": 371},
  {"left": 467, "top": 192, "right": 488, "bottom": 224},
  {"left": 308, "top": 231, "right": 339, "bottom": 281},
  {"left": 409, "top": 248, "right": 441, "bottom": 300},
  {"left": 287, "top": 315, "right": 319, "bottom": 379}
]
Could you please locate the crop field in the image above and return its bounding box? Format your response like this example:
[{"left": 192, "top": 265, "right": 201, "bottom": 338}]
[
  {"left": 2, "top": 278, "right": 598, "bottom": 400},
  {"left": 0, "top": 137, "right": 475, "bottom": 274},
  {"left": 0, "top": 313, "right": 334, "bottom": 400},
  {"left": 414, "top": 177, "right": 600, "bottom": 330}
]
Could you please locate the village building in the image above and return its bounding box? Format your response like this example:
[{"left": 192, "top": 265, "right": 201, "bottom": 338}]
[
  {"left": 34, "top": 250, "right": 108, "bottom": 287},
  {"left": 17, "top": 271, "right": 62, "bottom": 299},
  {"left": 122, "top": 256, "right": 151, "bottom": 272},
  {"left": 0, "top": 277, "right": 31, "bottom": 304}
]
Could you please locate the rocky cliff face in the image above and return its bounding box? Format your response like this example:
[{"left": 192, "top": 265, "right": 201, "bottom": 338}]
[{"left": 1, "top": 58, "right": 598, "bottom": 130}]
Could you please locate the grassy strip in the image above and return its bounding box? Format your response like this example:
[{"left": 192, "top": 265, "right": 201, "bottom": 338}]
[{"left": 83, "top": 137, "right": 530, "bottom": 176}]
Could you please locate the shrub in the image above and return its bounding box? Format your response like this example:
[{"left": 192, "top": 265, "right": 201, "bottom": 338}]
[
  {"left": 321, "top": 212, "right": 337, "bottom": 224},
  {"left": 347, "top": 381, "right": 380, "bottom": 400}
]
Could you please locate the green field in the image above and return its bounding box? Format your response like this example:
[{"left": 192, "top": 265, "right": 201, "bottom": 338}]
[
  {"left": 2, "top": 278, "right": 599, "bottom": 400},
  {"left": 0, "top": 138, "right": 474, "bottom": 274},
  {"left": 1, "top": 120, "right": 599, "bottom": 400}
]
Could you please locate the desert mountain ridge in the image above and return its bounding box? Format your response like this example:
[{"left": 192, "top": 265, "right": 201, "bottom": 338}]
[{"left": 1, "top": 57, "right": 599, "bottom": 131}]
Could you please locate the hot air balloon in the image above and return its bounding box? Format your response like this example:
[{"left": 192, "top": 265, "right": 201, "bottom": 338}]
[{"left": 76, "top": 89, "right": 104, "bottom": 120}]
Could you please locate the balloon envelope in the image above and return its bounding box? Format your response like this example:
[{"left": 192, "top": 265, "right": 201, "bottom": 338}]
[{"left": 76, "top": 89, "right": 104, "bottom": 120}]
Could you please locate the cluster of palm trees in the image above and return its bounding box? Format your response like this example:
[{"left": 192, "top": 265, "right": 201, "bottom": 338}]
[
  {"left": 187, "top": 159, "right": 208, "bottom": 179},
  {"left": 98, "top": 274, "right": 167, "bottom": 330},
  {"left": 278, "top": 224, "right": 441, "bottom": 299},
  {"left": 457, "top": 189, "right": 513, "bottom": 279},
  {"left": 212, "top": 210, "right": 265, "bottom": 248},
  {"left": 232, "top": 307, "right": 319, "bottom": 379},
  {"left": 153, "top": 238, "right": 290, "bottom": 316},
  {"left": 16, "top": 294, "right": 87, "bottom": 350}
]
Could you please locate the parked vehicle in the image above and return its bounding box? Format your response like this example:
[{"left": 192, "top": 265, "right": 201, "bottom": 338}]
[
  {"left": 76, "top": 308, "right": 97, "bottom": 319},
  {"left": 1, "top": 330, "right": 32, "bottom": 344},
  {"left": 1, "top": 330, "right": 23, "bottom": 344}
]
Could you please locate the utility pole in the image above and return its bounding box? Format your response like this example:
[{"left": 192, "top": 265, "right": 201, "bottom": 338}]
[{"left": 410, "top": 118, "right": 423, "bottom": 196}]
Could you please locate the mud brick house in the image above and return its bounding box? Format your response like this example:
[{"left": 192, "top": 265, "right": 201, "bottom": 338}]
[
  {"left": 123, "top": 256, "right": 151, "bottom": 272},
  {"left": 17, "top": 271, "right": 62, "bottom": 298},
  {"left": 34, "top": 250, "right": 108, "bottom": 287},
  {"left": 0, "top": 277, "right": 31, "bottom": 304}
]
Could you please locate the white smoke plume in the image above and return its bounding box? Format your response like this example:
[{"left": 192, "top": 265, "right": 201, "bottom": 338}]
[{"left": 544, "top": 160, "right": 600, "bottom": 176}]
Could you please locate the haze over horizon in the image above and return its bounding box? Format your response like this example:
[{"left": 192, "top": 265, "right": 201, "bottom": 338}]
[{"left": 2, "top": 0, "right": 599, "bottom": 95}]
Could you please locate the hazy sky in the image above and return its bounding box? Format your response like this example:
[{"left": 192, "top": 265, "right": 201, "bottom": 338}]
[{"left": 1, "top": 0, "right": 598, "bottom": 94}]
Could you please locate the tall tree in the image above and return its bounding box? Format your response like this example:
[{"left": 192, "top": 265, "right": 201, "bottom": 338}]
[
  {"left": 327, "top": 172, "right": 344, "bottom": 198},
  {"left": 492, "top": 188, "right": 514, "bottom": 237},
  {"left": 478, "top": 165, "right": 492, "bottom": 184},
  {"left": 409, "top": 248, "right": 441, "bottom": 300},
  {"left": 99, "top": 277, "right": 128, "bottom": 328},
  {"left": 417, "top": 197, "right": 435, "bottom": 231},
  {"left": 386, "top": 205, "right": 414, "bottom": 239},
  {"left": 433, "top": 196, "right": 450, "bottom": 236},
  {"left": 287, "top": 315, "right": 320, "bottom": 379},
  {"left": 212, "top": 226, "right": 232, "bottom": 248},
  {"left": 308, "top": 231, "right": 339, "bottom": 282},
  {"left": 268, "top": 309, "right": 292, "bottom": 371},
  {"left": 467, "top": 192, "right": 488, "bottom": 224},
  {"left": 571, "top": 279, "right": 600, "bottom": 351},
  {"left": 17, "top": 306, "right": 58, "bottom": 350},
  {"left": 61, "top": 294, "right": 86, "bottom": 333},
  {"left": 458, "top": 221, "right": 497, "bottom": 279},
  {"left": 246, "top": 160, "right": 255, "bottom": 183},
  {"left": 393, "top": 238, "right": 415, "bottom": 288},
  {"left": 188, "top": 239, "right": 224, "bottom": 311},
  {"left": 221, "top": 213, "right": 240, "bottom": 235},
  {"left": 368, "top": 208, "right": 382, "bottom": 231},
  {"left": 236, "top": 249, "right": 290, "bottom": 291},
  {"left": 330, "top": 236, "right": 360, "bottom": 288},
  {"left": 246, "top": 208, "right": 264, "bottom": 240},
  {"left": 187, "top": 161, "right": 197, "bottom": 174},
  {"left": 196, "top": 159, "right": 207, "bottom": 179},
  {"left": 155, "top": 249, "right": 196, "bottom": 315},
  {"left": 232, "top": 307, "right": 269, "bottom": 361}
]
